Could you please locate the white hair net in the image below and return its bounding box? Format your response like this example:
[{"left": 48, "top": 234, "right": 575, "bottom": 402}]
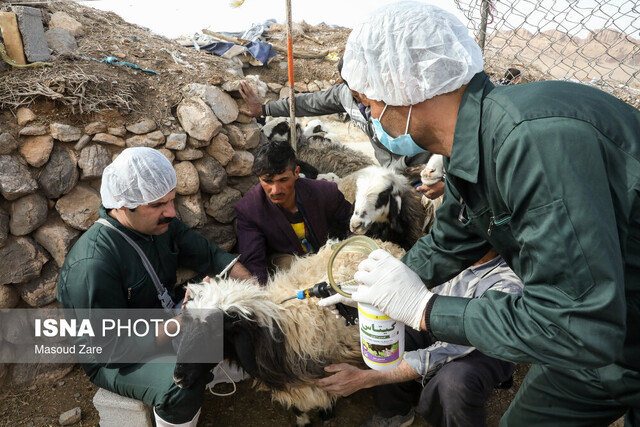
[
  {"left": 100, "top": 147, "right": 177, "bottom": 209},
  {"left": 342, "top": 2, "right": 483, "bottom": 106}
]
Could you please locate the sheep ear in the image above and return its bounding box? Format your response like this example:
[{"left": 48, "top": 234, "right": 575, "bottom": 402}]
[{"left": 394, "top": 191, "right": 402, "bottom": 211}]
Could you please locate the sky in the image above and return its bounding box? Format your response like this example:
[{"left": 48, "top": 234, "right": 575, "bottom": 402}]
[
  {"left": 75, "top": 0, "right": 469, "bottom": 39},
  {"left": 75, "top": 0, "right": 638, "bottom": 41}
]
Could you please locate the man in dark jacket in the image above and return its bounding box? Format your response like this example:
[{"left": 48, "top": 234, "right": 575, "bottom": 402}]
[
  {"left": 234, "top": 140, "right": 352, "bottom": 285},
  {"left": 321, "top": 3, "right": 640, "bottom": 426},
  {"left": 57, "top": 147, "right": 254, "bottom": 427}
]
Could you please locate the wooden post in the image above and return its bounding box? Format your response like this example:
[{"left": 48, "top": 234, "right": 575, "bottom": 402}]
[
  {"left": 478, "top": 0, "right": 490, "bottom": 53},
  {"left": 286, "top": 0, "right": 297, "bottom": 151}
]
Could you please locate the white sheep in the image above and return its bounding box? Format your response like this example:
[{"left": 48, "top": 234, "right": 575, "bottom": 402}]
[
  {"left": 420, "top": 154, "right": 445, "bottom": 233},
  {"left": 340, "top": 166, "right": 427, "bottom": 250},
  {"left": 173, "top": 239, "right": 405, "bottom": 426}
]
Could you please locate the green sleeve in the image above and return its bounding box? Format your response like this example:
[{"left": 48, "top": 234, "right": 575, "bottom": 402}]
[
  {"left": 432, "top": 119, "right": 626, "bottom": 369},
  {"left": 402, "top": 183, "right": 491, "bottom": 286},
  {"left": 172, "top": 221, "right": 236, "bottom": 276}
]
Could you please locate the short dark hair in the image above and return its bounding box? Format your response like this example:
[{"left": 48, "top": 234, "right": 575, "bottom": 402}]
[
  {"left": 337, "top": 56, "right": 347, "bottom": 86},
  {"left": 252, "top": 140, "right": 297, "bottom": 178}
]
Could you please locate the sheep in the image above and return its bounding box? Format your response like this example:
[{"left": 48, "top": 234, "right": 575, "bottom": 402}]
[
  {"left": 173, "top": 239, "right": 405, "bottom": 426},
  {"left": 419, "top": 154, "right": 445, "bottom": 233},
  {"left": 261, "top": 117, "right": 375, "bottom": 178},
  {"left": 339, "top": 166, "right": 427, "bottom": 250}
]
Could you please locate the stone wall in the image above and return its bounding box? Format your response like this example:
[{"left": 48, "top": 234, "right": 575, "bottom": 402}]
[{"left": 0, "top": 78, "right": 279, "bottom": 386}]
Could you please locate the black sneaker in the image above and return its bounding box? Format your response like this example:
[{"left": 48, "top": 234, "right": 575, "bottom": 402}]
[{"left": 361, "top": 409, "right": 415, "bottom": 427}]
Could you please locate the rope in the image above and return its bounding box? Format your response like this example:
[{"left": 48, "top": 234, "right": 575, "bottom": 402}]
[{"left": 207, "top": 364, "right": 238, "bottom": 397}]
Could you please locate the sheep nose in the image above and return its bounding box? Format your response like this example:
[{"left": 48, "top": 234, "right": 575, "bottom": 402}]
[{"left": 350, "top": 217, "right": 369, "bottom": 234}]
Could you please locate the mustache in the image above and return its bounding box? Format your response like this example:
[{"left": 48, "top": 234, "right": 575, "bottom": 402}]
[{"left": 158, "top": 217, "right": 173, "bottom": 225}]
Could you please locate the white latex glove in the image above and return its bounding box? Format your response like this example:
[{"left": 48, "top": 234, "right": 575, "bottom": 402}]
[
  {"left": 352, "top": 249, "right": 433, "bottom": 330},
  {"left": 318, "top": 285, "right": 358, "bottom": 319}
]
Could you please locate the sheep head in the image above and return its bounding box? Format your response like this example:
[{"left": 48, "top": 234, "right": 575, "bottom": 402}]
[{"left": 350, "top": 167, "right": 404, "bottom": 234}]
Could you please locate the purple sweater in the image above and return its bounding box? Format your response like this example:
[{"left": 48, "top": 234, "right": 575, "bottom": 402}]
[{"left": 234, "top": 178, "right": 352, "bottom": 284}]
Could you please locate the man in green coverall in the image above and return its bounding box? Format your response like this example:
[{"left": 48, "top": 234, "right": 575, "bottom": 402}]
[
  {"left": 320, "top": 2, "right": 640, "bottom": 425},
  {"left": 57, "top": 147, "right": 254, "bottom": 427}
]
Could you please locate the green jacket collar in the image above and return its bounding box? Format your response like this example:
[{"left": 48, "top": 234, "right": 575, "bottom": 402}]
[{"left": 447, "top": 72, "right": 494, "bottom": 184}]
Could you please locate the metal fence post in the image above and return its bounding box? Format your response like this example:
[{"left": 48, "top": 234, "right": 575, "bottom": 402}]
[{"left": 478, "top": 0, "right": 490, "bottom": 53}]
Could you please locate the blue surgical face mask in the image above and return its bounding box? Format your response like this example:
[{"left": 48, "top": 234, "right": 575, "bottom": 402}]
[{"left": 371, "top": 104, "right": 427, "bottom": 157}]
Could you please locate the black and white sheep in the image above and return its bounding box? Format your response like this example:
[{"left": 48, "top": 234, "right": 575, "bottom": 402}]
[
  {"left": 261, "top": 117, "right": 375, "bottom": 178},
  {"left": 173, "top": 239, "right": 405, "bottom": 426},
  {"left": 338, "top": 166, "right": 427, "bottom": 250}
]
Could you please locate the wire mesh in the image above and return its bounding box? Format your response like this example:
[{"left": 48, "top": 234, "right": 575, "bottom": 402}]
[{"left": 455, "top": 0, "right": 640, "bottom": 108}]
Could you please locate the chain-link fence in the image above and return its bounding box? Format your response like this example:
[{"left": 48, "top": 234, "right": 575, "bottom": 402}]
[{"left": 455, "top": 0, "right": 640, "bottom": 108}]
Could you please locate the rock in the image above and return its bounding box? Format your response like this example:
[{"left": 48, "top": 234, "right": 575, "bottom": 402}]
[
  {"left": 233, "top": 98, "right": 254, "bottom": 124},
  {"left": 126, "top": 118, "right": 157, "bottom": 134},
  {"left": 176, "top": 97, "right": 222, "bottom": 142},
  {"left": 279, "top": 86, "right": 292, "bottom": 99},
  {"left": 0, "top": 236, "right": 48, "bottom": 285},
  {"left": 92, "top": 133, "right": 125, "bottom": 147},
  {"left": 3, "top": 311, "right": 33, "bottom": 344},
  {"left": 227, "top": 176, "right": 259, "bottom": 195},
  {"left": 187, "top": 136, "right": 210, "bottom": 149},
  {"left": 196, "top": 220, "right": 237, "bottom": 252},
  {"left": 267, "top": 82, "right": 283, "bottom": 92},
  {"left": 11, "top": 363, "right": 74, "bottom": 387},
  {"left": 205, "top": 187, "right": 242, "bottom": 224},
  {"left": 166, "top": 133, "right": 187, "bottom": 150},
  {"left": 33, "top": 214, "right": 80, "bottom": 268},
  {"left": 225, "top": 125, "right": 246, "bottom": 149},
  {"left": 19, "top": 125, "right": 47, "bottom": 136},
  {"left": 45, "top": 28, "right": 77, "bottom": 54},
  {"left": 174, "top": 193, "right": 207, "bottom": 229},
  {"left": 0, "top": 155, "right": 38, "bottom": 200},
  {"left": 50, "top": 11, "right": 84, "bottom": 36},
  {"left": 84, "top": 121, "right": 107, "bottom": 135},
  {"left": 196, "top": 222, "right": 236, "bottom": 252},
  {"left": 174, "top": 148, "right": 203, "bottom": 161},
  {"left": 107, "top": 126, "right": 127, "bottom": 137},
  {"left": 307, "top": 82, "right": 320, "bottom": 92},
  {"left": 225, "top": 151, "right": 254, "bottom": 176},
  {"left": 0, "top": 133, "right": 19, "bottom": 154},
  {"left": 158, "top": 148, "right": 175, "bottom": 163},
  {"left": 223, "top": 76, "right": 267, "bottom": 98},
  {"left": 125, "top": 130, "right": 165, "bottom": 148},
  {"left": 19, "top": 135, "right": 54, "bottom": 167},
  {"left": 206, "top": 133, "right": 235, "bottom": 166},
  {"left": 55, "top": 185, "right": 101, "bottom": 231},
  {"left": 294, "top": 81, "right": 308, "bottom": 93},
  {"left": 0, "top": 207, "right": 8, "bottom": 248},
  {"left": 78, "top": 144, "right": 111, "bottom": 180},
  {"left": 174, "top": 161, "right": 199, "bottom": 195},
  {"left": 16, "top": 107, "right": 36, "bottom": 126},
  {"left": 193, "top": 155, "right": 227, "bottom": 194},
  {"left": 238, "top": 121, "right": 261, "bottom": 150},
  {"left": 59, "top": 407, "right": 81, "bottom": 426},
  {"left": 73, "top": 134, "right": 91, "bottom": 151},
  {"left": 18, "top": 261, "right": 58, "bottom": 307},
  {"left": 0, "top": 343, "right": 15, "bottom": 383},
  {"left": 50, "top": 123, "right": 82, "bottom": 142},
  {"left": 314, "top": 80, "right": 324, "bottom": 90},
  {"left": 181, "top": 83, "right": 239, "bottom": 124},
  {"left": 9, "top": 193, "right": 48, "bottom": 236},
  {"left": 13, "top": 6, "right": 51, "bottom": 62},
  {"left": 38, "top": 146, "right": 78, "bottom": 199},
  {"left": 0, "top": 283, "right": 20, "bottom": 308}
]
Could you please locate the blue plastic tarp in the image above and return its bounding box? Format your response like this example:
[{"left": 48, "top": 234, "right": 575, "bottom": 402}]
[{"left": 199, "top": 41, "right": 277, "bottom": 65}]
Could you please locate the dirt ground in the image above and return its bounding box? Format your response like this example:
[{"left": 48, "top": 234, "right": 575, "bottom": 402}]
[{"left": 0, "top": 361, "right": 529, "bottom": 427}]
